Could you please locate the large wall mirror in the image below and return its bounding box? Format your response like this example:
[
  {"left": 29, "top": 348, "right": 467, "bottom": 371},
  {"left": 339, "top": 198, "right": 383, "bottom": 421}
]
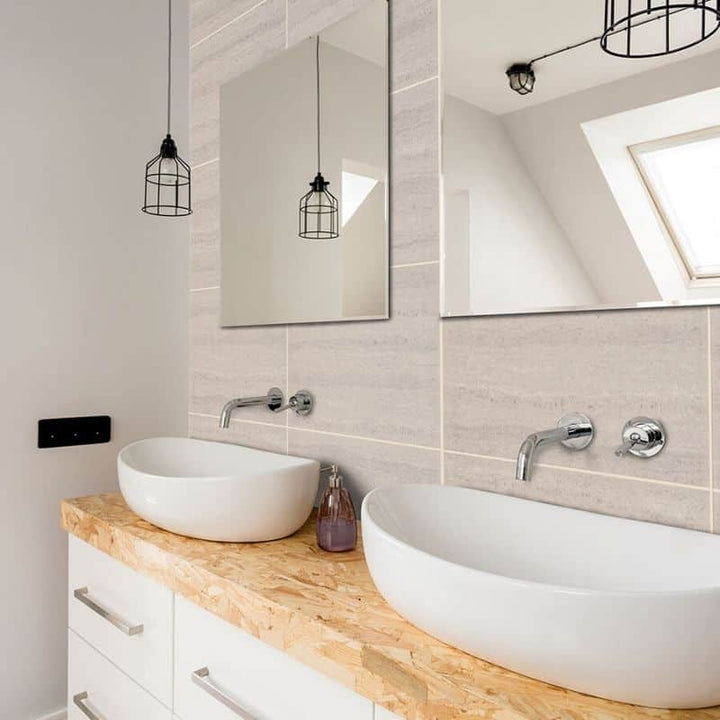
[
  {"left": 441, "top": 0, "right": 720, "bottom": 317},
  {"left": 220, "top": 0, "right": 388, "bottom": 327}
]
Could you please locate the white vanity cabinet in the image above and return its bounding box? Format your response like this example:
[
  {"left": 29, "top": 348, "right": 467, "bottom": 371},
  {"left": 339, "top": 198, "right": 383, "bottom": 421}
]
[
  {"left": 175, "top": 595, "right": 373, "bottom": 720},
  {"left": 68, "top": 630, "right": 171, "bottom": 720},
  {"left": 67, "top": 537, "right": 400, "bottom": 720},
  {"left": 68, "top": 536, "right": 174, "bottom": 706}
]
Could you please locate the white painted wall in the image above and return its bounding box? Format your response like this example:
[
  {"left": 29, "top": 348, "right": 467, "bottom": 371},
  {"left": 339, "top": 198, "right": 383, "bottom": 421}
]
[
  {"left": 442, "top": 94, "right": 598, "bottom": 315},
  {"left": 0, "top": 2, "right": 189, "bottom": 718}
]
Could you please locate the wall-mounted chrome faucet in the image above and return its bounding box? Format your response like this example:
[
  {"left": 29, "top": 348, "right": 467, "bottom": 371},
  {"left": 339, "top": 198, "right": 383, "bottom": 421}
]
[
  {"left": 219, "top": 388, "right": 314, "bottom": 428},
  {"left": 516, "top": 413, "right": 594, "bottom": 482}
]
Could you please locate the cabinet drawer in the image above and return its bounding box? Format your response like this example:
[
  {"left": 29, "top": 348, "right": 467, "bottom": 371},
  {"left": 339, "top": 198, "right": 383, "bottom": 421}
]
[
  {"left": 175, "top": 595, "right": 373, "bottom": 720},
  {"left": 68, "top": 535, "right": 173, "bottom": 706},
  {"left": 68, "top": 630, "right": 171, "bottom": 720}
]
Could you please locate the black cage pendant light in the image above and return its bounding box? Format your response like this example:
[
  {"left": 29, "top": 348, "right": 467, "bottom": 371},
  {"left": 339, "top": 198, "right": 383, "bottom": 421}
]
[
  {"left": 601, "top": 0, "right": 720, "bottom": 58},
  {"left": 142, "top": 0, "right": 191, "bottom": 217},
  {"left": 299, "top": 37, "right": 339, "bottom": 240},
  {"left": 506, "top": 63, "right": 536, "bottom": 95}
]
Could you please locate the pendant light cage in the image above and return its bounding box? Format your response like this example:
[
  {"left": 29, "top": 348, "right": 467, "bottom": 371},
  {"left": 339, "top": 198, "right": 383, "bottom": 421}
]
[
  {"left": 299, "top": 173, "right": 339, "bottom": 239},
  {"left": 142, "top": 0, "right": 192, "bottom": 217},
  {"left": 601, "top": 0, "right": 720, "bottom": 57},
  {"left": 143, "top": 135, "right": 192, "bottom": 217},
  {"left": 298, "top": 37, "right": 339, "bottom": 240},
  {"left": 506, "top": 63, "right": 536, "bottom": 95}
]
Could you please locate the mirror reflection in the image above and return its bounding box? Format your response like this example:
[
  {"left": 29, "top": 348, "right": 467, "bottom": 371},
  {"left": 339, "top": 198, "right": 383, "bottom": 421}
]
[
  {"left": 441, "top": 0, "right": 720, "bottom": 317},
  {"left": 220, "top": 0, "right": 388, "bottom": 327}
]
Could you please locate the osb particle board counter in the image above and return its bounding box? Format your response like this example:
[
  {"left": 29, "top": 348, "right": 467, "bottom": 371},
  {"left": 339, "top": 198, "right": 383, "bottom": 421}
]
[{"left": 61, "top": 494, "right": 720, "bottom": 720}]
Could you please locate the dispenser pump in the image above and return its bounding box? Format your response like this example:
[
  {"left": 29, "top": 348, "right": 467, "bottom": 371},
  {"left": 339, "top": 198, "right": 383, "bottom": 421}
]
[{"left": 316, "top": 465, "right": 357, "bottom": 552}]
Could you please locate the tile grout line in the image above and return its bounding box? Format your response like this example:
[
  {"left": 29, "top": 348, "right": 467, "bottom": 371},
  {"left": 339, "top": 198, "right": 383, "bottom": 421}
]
[
  {"left": 437, "top": 26, "right": 444, "bottom": 487},
  {"left": 191, "top": 157, "right": 219, "bottom": 171},
  {"left": 190, "top": 0, "right": 269, "bottom": 49},
  {"left": 188, "top": 412, "right": 708, "bottom": 492},
  {"left": 190, "top": 412, "right": 285, "bottom": 431},
  {"left": 284, "top": 0, "right": 289, "bottom": 49},
  {"left": 444, "top": 448, "right": 710, "bottom": 492},
  {"left": 392, "top": 260, "right": 439, "bottom": 269},
  {"left": 190, "top": 286, "right": 220, "bottom": 293},
  {"left": 285, "top": 325, "right": 290, "bottom": 455},
  {"left": 439, "top": 320, "right": 445, "bottom": 485},
  {"left": 188, "top": 273, "right": 438, "bottom": 295},
  {"left": 190, "top": 412, "right": 441, "bottom": 451},
  {"left": 709, "top": 307, "right": 714, "bottom": 532},
  {"left": 390, "top": 74, "right": 438, "bottom": 96},
  {"left": 280, "top": 0, "right": 289, "bottom": 453}
]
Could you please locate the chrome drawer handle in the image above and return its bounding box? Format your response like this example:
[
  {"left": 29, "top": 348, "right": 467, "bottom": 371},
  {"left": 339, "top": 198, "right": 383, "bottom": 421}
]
[
  {"left": 73, "top": 692, "right": 107, "bottom": 720},
  {"left": 73, "top": 587, "right": 144, "bottom": 636},
  {"left": 192, "top": 667, "right": 257, "bottom": 719}
]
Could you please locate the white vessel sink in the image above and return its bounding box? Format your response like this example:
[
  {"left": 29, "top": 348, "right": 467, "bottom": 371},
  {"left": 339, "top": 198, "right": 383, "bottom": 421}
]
[
  {"left": 118, "top": 438, "right": 319, "bottom": 542},
  {"left": 362, "top": 484, "right": 720, "bottom": 709}
]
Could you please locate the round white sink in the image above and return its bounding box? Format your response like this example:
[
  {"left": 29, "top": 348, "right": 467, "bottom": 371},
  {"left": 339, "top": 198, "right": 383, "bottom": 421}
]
[
  {"left": 118, "top": 437, "right": 319, "bottom": 542},
  {"left": 362, "top": 484, "right": 720, "bottom": 709}
]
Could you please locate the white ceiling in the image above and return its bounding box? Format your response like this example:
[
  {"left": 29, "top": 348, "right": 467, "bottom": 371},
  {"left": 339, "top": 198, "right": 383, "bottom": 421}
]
[{"left": 443, "top": 0, "right": 720, "bottom": 115}]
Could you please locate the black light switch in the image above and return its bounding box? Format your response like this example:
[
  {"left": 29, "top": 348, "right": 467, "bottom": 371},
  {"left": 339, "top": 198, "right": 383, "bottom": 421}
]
[{"left": 38, "top": 416, "right": 111, "bottom": 448}]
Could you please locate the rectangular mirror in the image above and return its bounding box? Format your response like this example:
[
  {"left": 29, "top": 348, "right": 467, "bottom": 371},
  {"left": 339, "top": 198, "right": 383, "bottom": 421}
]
[
  {"left": 441, "top": 0, "right": 720, "bottom": 317},
  {"left": 220, "top": 0, "right": 388, "bottom": 327}
]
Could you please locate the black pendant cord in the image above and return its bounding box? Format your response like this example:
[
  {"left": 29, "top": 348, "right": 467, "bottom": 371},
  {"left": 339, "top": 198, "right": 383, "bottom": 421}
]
[
  {"left": 315, "top": 36, "right": 321, "bottom": 174},
  {"left": 527, "top": 4, "right": 690, "bottom": 66},
  {"left": 167, "top": 0, "right": 172, "bottom": 135}
]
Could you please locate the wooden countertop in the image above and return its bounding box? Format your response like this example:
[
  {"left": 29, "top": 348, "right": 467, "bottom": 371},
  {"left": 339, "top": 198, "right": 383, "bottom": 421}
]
[{"left": 61, "top": 494, "right": 720, "bottom": 720}]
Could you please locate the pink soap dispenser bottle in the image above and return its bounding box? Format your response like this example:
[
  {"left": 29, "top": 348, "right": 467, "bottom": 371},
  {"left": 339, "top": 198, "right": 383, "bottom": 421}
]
[{"left": 316, "top": 465, "right": 357, "bottom": 552}]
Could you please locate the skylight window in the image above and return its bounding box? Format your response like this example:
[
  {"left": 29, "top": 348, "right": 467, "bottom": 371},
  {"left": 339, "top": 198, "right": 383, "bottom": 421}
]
[{"left": 630, "top": 127, "right": 720, "bottom": 280}]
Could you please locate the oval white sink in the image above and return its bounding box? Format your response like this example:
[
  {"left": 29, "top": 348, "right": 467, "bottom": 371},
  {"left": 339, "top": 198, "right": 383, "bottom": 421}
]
[
  {"left": 118, "top": 437, "right": 319, "bottom": 542},
  {"left": 362, "top": 484, "right": 720, "bottom": 709}
]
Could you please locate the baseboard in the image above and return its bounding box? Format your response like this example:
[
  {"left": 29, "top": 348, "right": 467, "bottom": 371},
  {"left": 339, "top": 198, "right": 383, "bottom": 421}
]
[{"left": 36, "top": 709, "right": 66, "bottom": 720}]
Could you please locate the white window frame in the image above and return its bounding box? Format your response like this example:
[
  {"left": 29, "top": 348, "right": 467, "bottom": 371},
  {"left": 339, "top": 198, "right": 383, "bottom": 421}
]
[{"left": 629, "top": 125, "right": 720, "bottom": 283}]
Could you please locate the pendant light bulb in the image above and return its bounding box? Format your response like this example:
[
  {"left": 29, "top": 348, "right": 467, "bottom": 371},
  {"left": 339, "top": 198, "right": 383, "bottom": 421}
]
[
  {"left": 142, "top": 0, "right": 192, "bottom": 217},
  {"left": 299, "top": 37, "right": 339, "bottom": 240}
]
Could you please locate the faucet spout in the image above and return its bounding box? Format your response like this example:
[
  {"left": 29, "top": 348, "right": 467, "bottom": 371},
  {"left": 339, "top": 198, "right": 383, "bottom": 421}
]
[
  {"left": 219, "top": 388, "right": 284, "bottom": 428},
  {"left": 515, "top": 414, "right": 594, "bottom": 482}
]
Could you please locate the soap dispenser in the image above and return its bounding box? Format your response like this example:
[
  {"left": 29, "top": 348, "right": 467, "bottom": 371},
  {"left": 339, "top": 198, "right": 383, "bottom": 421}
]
[{"left": 316, "top": 465, "right": 357, "bottom": 552}]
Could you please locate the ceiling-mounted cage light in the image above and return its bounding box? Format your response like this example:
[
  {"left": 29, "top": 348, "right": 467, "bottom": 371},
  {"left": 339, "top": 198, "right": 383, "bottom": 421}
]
[
  {"left": 299, "top": 37, "right": 339, "bottom": 240},
  {"left": 601, "top": 0, "right": 720, "bottom": 58},
  {"left": 142, "top": 0, "right": 192, "bottom": 217},
  {"left": 506, "top": 63, "right": 536, "bottom": 95}
]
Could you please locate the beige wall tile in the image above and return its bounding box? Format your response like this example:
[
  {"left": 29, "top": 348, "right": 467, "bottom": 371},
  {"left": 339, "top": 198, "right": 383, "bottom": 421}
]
[
  {"left": 391, "top": 79, "right": 439, "bottom": 265},
  {"left": 445, "top": 452, "right": 711, "bottom": 532},
  {"left": 190, "top": 0, "right": 285, "bottom": 166},
  {"left": 189, "top": 289, "right": 287, "bottom": 420},
  {"left": 187, "top": 0, "right": 715, "bottom": 534},
  {"left": 390, "top": 0, "right": 437, "bottom": 91},
  {"left": 715, "top": 492, "right": 719, "bottom": 533},
  {"left": 287, "top": 264, "right": 440, "bottom": 446},
  {"left": 189, "top": 412, "right": 287, "bottom": 452},
  {"left": 191, "top": 161, "right": 220, "bottom": 289},
  {"left": 191, "top": 0, "right": 267, "bottom": 46},
  {"left": 288, "top": 429, "right": 440, "bottom": 507},
  {"left": 444, "top": 308, "right": 709, "bottom": 488},
  {"left": 287, "top": 0, "right": 371, "bottom": 47}
]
